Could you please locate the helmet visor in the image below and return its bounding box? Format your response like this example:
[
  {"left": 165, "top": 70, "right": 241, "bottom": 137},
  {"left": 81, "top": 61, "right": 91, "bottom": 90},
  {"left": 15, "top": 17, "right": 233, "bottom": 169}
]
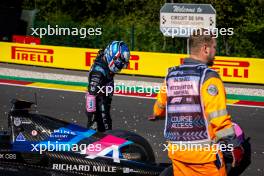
[{"left": 114, "top": 56, "right": 129, "bottom": 69}]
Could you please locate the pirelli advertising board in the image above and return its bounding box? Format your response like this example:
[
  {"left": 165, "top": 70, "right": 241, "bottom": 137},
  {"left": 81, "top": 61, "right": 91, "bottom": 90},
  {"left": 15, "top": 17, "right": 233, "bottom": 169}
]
[{"left": 0, "top": 42, "right": 263, "bottom": 84}]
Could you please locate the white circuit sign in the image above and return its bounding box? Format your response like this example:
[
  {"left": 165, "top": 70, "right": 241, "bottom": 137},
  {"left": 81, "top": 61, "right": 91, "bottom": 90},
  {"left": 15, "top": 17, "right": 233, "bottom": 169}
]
[{"left": 160, "top": 3, "right": 216, "bottom": 37}]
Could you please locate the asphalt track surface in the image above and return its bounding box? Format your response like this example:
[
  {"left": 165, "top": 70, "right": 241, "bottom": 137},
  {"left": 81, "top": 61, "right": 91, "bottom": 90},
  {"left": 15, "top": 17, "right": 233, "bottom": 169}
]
[{"left": 0, "top": 84, "right": 264, "bottom": 176}]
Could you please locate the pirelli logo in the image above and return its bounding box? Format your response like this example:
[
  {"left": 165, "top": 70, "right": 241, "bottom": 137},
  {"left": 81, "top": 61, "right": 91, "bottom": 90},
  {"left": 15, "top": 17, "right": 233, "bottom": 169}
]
[
  {"left": 11, "top": 46, "right": 54, "bottom": 63},
  {"left": 85, "top": 51, "right": 139, "bottom": 70},
  {"left": 127, "top": 55, "right": 139, "bottom": 70},
  {"left": 212, "top": 60, "right": 249, "bottom": 78},
  {"left": 180, "top": 58, "right": 250, "bottom": 79}
]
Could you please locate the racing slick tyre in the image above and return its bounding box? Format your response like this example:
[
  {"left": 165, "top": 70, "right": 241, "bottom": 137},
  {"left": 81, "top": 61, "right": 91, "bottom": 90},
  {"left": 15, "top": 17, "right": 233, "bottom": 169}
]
[
  {"left": 105, "top": 130, "right": 155, "bottom": 163},
  {"left": 159, "top": 165, "right": 173, "bottom": 176},
  {"left": 0, "top": 131, "right": 10, "bottom": 149}
]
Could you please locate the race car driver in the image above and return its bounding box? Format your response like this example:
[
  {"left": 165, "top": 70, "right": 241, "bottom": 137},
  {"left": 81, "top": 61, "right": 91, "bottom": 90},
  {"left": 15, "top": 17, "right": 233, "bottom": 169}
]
[
  {"left": 86, "top": 41, "right": 130, "bottom": 132},
  {"left": 151, "top": 29, "right": 244, "bottom": 176}
]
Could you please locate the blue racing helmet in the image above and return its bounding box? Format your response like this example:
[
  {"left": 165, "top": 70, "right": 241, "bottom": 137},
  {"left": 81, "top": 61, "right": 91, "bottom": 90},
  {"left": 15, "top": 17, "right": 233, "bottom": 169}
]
[{"left": 104, "top": 41, "right": 130, "bottom": 73}]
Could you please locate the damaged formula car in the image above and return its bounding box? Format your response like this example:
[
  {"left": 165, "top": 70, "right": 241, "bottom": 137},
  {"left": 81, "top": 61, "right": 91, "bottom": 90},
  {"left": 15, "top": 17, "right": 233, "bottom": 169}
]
[{"left": 0, "top": 99, "right": 167, "bottom": 176}]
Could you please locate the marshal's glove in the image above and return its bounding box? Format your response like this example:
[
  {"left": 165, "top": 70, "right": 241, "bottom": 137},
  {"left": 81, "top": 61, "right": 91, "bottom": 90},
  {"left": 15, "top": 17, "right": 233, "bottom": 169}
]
[
  {"left": 232, "top": 146, "right": 244, "bottom": 167},
  {"left": 148, "top": 115, "right": 157, "bottom": 121},
  {"left": 148, "top": 115, "right": 164, "bottom": 121}
]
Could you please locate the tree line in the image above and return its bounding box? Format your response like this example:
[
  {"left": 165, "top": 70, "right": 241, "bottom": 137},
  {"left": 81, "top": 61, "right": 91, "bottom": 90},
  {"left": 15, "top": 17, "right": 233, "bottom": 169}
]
[{"left": 23, "top": 0, "right": 264, "bottom": 58}]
